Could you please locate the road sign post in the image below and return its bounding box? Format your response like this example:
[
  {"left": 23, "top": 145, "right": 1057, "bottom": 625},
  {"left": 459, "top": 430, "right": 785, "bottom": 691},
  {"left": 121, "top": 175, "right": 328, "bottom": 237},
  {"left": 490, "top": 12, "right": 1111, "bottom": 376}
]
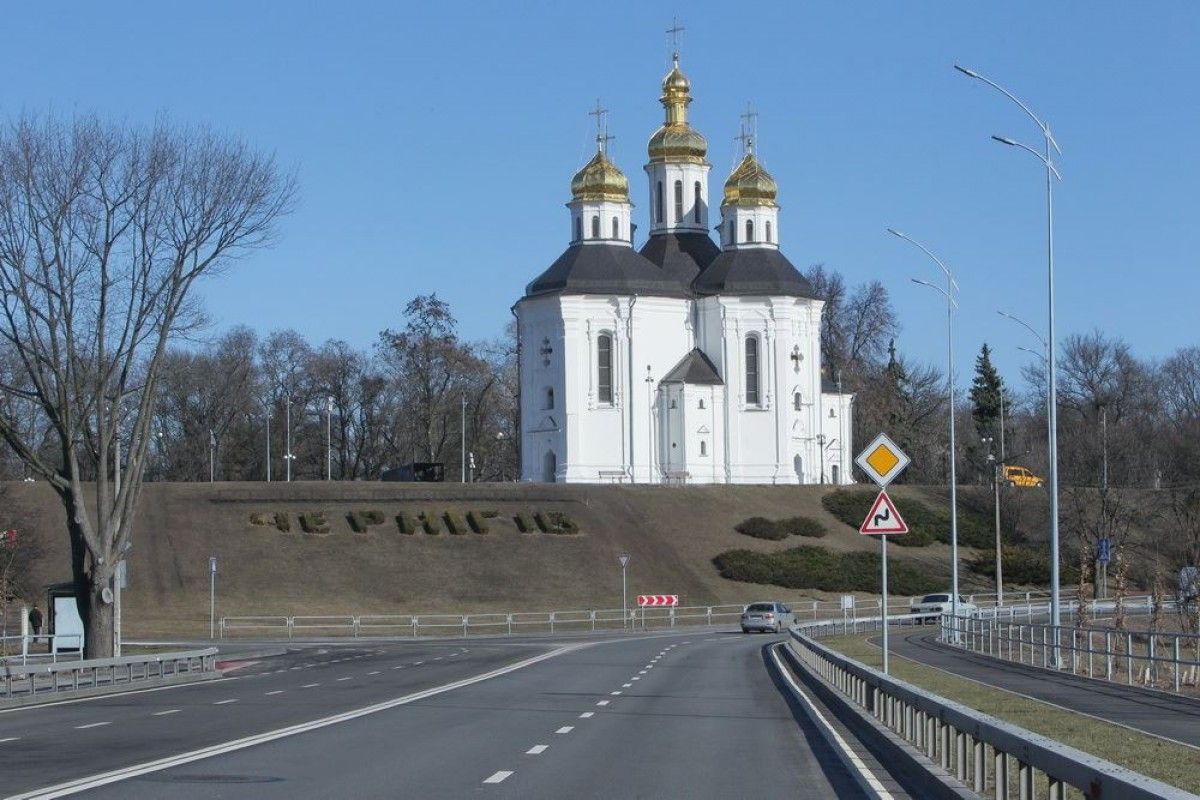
[
  {"left": 209, "top": 556, "right": 217, "bottom": 639},
  {"left": 856, "top": 433, "right": 912, "bottom": 674},
  {"left": 617, "top": 554, "right": 630, "bottom": 629},
  {"left": 1097, "top": 537, "right": 1111, "bottom": 599}
]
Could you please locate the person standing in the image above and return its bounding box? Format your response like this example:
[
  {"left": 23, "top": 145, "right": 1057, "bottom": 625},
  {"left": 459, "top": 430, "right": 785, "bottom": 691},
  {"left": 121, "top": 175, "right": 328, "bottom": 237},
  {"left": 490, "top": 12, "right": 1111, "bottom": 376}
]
[{"left": 28, "top": 604, "right": 43, "bottom": 639}]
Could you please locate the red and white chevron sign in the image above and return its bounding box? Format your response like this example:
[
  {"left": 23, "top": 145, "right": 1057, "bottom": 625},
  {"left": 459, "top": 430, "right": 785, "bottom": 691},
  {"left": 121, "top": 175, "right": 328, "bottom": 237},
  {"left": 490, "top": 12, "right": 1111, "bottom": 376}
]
[{"left": 637, "top": 595, "right": 679, "bottom": 607}]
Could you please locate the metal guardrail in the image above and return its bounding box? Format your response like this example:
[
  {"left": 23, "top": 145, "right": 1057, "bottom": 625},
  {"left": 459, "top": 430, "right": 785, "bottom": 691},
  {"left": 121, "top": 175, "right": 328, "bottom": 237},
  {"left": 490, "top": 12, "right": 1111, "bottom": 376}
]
[
  {"left": 0, "top": 647, "right": 218, "bottom": 699},
  {"left": 943, "top": 605, "right": 1200, "bottom": 696},
  {"left": 218, "top": 591, "right": 1057, "bottom": 640},
  {"left": 0, "top": 634, "right": 85, "bottom": 665},
  {"left": 788, "top": 617, "right": 1193, "bottom": 800}
]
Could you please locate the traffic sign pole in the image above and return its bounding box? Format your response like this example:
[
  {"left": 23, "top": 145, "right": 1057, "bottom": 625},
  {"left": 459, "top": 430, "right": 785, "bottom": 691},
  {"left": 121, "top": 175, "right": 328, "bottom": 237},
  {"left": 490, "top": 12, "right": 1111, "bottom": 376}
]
[{"left": 881, "top": 534, "right": 889, "bottom": 674}]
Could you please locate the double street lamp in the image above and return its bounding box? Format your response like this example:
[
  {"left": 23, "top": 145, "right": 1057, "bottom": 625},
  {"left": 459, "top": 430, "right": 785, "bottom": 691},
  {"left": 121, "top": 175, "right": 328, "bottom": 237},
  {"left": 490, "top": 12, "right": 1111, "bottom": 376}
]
[
  {"left": 888, "top": 229, "right": 961, "bottom": 626},
  {"left": 959, "top": 64, "right": 1064, "bottom": 643}
]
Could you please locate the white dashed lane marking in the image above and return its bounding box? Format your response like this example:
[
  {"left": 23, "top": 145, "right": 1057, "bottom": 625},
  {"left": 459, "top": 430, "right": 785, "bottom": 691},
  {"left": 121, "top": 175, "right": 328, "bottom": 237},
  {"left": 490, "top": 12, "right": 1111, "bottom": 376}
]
[
  {"left": 266, "top": 690, "right": 285, "bottom": 696},
  {"left": 0, "top": 736, "right": 20, "bottom": 742},
  {"left": 578, "top": 712, "right": 594, "bottom": 719},
  {"left": 610, "top": 691, "right": 622, "bottom": 696},
  {"left": 152, "top": 709, "right": 180, "bottom": 716},
  {"left": 302, "top": 683, "right": 320, "bottom": 688},
  {"left": 555, "top": 726, "right": 574, "bottom": 734},
  {"left": 596, "top": 700, "right": 609, "bottom": 706},
  {"left": 75, "top": 722, "right": 111, "bottom": 730},
  {"left": 368, "top": 671, "right": 381, "bottom": 675},
  {"left": 483, "top": 771, "right": 513, "bottom": 784},
  {"left": 622, "top": 683, "right": 632, "bottom": 688},
  {"left": 336, "top": 677, "right": 353, "bottom": 682},
  {"left": 213, "top": 699, "right": 239, "bottom": 705},
  {"left": 526, "top": 745, "right": 549, "bottom": 755}
]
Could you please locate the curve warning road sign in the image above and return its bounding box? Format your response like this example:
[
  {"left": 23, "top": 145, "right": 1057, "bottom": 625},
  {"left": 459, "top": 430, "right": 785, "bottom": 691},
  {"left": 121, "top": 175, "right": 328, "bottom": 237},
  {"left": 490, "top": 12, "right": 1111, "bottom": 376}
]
[
  {"left": 859, "top": 490, "right": 908, "bottom": 535},
  {"left": 636, "top": 595, "right": 679, "bottom": 607}
]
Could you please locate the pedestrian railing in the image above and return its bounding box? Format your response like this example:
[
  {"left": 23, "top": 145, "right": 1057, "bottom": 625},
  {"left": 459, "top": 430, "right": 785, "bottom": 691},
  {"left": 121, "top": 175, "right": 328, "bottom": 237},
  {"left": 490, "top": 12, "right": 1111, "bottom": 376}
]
[
  {"left": 0, "top": 647, "right": 218, "bottom": 700},
  {"left": 942, "top": 609, "right": 1200, "bottom": 696},
  {"left": 788, "top": 618, "right": 1192, "bottom": 800},
  {"left": 0, "top": 634, "right": 85, "bottom": 665}
]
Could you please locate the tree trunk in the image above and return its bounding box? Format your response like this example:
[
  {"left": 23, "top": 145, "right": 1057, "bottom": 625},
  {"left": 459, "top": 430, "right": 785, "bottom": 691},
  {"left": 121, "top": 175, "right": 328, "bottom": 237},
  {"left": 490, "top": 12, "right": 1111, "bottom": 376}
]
[{"left": 67, "top": 514, "right": 114, "bottom": 659}]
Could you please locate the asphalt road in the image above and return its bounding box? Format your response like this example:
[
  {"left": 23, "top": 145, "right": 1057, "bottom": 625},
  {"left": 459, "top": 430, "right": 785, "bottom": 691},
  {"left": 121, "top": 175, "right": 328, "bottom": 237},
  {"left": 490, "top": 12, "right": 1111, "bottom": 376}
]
[
  {"left": 883, "top": 626, "right": 1200, "bottom": 748},
  {"left": 4, "top": 630, "right": 874, "bottom": 799}
]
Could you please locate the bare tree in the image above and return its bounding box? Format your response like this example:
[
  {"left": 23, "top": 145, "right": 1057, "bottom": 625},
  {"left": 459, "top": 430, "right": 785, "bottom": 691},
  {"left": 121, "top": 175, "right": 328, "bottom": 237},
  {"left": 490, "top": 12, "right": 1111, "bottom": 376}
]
[{"left": 0, "top": 114, "right": 293, "bottom": 656}]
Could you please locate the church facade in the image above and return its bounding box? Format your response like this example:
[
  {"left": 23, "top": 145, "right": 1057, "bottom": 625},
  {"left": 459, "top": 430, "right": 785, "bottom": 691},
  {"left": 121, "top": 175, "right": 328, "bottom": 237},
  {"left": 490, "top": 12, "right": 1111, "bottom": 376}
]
[{"left": 515, "top": 54, "right": 853, "bottom": 485}]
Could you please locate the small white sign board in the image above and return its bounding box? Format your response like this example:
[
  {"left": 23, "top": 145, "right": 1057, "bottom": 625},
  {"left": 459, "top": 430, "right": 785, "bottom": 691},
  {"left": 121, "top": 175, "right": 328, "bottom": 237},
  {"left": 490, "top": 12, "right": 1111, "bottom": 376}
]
[
  {"left": 840, "top": 595, "right": 855, "bottom": 611},
  {"left": 855, "top": 433, "right": 911, "bottom": 488}
]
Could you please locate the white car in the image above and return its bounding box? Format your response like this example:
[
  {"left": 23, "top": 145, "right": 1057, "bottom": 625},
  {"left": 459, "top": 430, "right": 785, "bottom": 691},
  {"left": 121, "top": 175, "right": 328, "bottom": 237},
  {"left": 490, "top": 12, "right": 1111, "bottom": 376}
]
[{"left": 909, "top": 593, "right": 977, "bottom": 624}]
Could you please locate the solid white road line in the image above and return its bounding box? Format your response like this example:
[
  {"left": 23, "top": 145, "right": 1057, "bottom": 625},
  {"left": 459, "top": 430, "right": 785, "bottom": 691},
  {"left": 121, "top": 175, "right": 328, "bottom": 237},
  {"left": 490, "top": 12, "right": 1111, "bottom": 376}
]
[
  {"left": 265, "top": 691, "right": 285, "bottom": 696},
  {"left": 555, "top": 726, "right": 573, "bottom": 734},
  {"left": 578, "top": 712, "right": 594, "bottom": 719},
  {"left": 526, "top": 745, "right": 548, "bottom": 755},
  {"left": 151, "top": 709, "right": 180, "bottom": 716},
  {"left": 11, "top": 645, "right": 580, "bottom": 800},
  {"left": 483, "top": 771, "right": 513, "bottom": 784},
  {"left": 213, "top": 699, "right": 238, "bottom": 705},
  {"left": 74, "top": 722, "right": 110, "bottom": 730},
  {"left": 769, "top": 645, "right": 893, "bottom": 800}
]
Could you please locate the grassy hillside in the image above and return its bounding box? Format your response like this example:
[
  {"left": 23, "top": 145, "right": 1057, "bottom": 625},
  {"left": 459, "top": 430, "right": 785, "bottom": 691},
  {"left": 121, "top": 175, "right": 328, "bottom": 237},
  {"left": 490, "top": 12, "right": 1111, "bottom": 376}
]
[{"left": 5, "top": 481, "right": 1005, "bottom": 637}]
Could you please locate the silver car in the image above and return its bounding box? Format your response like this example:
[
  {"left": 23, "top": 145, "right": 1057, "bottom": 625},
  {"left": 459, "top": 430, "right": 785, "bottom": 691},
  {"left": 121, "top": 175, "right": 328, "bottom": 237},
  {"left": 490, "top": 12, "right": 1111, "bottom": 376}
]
[{"left": 740, "top": 602, "right": 794, "bottom": 634}]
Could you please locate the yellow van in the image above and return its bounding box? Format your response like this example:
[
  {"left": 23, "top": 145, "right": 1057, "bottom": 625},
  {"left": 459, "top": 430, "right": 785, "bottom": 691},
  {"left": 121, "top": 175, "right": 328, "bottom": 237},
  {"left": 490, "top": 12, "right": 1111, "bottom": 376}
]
[{"left": 1002, "top": 465, "right": 1044, "bottom": 488}]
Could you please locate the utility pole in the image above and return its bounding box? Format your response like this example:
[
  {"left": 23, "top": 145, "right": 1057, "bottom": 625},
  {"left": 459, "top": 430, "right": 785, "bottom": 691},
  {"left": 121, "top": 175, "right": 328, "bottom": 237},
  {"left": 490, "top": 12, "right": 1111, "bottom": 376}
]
[
  {"left": 265, "top": 402, "right": 272, "bottom": 482},
  {"left": 209, "top": 429, "right": 216, "bottom": 482},
  {"left": 285, "top": 396, "right": 293, "bottom": 482},
  {"left": 461, "top": 394, "right": 466, "bottom": 483},
  {"left": 326, "top": 396, "right": 334, "bottom": 481}
]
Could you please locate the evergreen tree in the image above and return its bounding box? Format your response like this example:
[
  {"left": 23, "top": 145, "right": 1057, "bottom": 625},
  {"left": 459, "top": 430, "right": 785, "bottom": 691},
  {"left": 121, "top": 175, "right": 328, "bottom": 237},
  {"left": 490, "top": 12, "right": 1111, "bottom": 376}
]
[{"left": 969, "top": 343, "right": 1007, "bottom": 443}]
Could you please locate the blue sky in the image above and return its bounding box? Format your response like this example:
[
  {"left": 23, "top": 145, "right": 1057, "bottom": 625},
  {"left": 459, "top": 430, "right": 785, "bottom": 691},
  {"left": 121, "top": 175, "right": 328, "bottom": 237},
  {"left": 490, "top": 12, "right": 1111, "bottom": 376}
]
[{"left": 5, "top": 2, "right": 1197, "bottom": 388}]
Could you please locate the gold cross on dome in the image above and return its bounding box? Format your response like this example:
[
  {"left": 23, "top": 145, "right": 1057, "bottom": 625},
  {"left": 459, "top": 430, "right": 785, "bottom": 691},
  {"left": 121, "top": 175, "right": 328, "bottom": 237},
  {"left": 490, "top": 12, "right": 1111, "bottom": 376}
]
[
  {"left": 666, "top": 18, "right": 685, "bottom": 57},
  {"left": 739, "top": 102, "right": 759, "bottom": 154},
  {"left": 587, "top": 100, "right": 614, "bottom": 154}
]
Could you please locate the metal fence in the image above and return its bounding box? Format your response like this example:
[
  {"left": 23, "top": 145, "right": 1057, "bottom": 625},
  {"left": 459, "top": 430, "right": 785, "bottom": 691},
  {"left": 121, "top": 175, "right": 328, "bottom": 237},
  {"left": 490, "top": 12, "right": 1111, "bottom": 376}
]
[
  {"left": 788, "top": 617, "right": 1192, "bottom": 800},
  {"left": 943, "top": 607, "right": 1200, "bottom": 696},
  {"left": 218, "top": 591, "right": 1057, "bottom": 640},
  {"left": 1, "top": 647, "right": 218, "bottom": 699}
]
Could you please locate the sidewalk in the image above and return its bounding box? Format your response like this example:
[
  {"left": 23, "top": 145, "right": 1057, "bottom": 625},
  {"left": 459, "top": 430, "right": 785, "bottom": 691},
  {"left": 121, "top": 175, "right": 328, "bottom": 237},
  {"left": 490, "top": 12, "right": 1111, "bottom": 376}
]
[{"left": 882, "top": 627, "right": 1200, "bottom": 749}]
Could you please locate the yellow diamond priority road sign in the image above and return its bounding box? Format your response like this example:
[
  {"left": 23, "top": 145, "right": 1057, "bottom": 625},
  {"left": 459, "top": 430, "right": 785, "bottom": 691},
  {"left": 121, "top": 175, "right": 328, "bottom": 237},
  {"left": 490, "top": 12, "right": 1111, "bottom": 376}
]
[{"left": 855, "top": 432, "right": 911, "bottom": 488}]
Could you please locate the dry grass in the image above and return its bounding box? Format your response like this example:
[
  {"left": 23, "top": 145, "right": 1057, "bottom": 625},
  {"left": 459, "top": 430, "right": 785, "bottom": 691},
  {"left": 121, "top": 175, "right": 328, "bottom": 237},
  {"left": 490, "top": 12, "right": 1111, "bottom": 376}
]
[
  {"left": 5, "top": 480, "right": 1003, "bottom": 638},
  {"left": 824, "top": 633, "right": 1200, "bottom": 795}
]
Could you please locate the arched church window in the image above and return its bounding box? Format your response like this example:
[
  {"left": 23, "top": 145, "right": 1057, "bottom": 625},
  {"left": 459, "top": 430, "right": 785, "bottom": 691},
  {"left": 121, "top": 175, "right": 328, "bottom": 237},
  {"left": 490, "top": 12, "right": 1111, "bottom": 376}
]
[
  {"left": 698, "top": 398, "right": 705, "bottom": 409},
  {"left": 766, "top": 220, "right": 772, "bottom": 243},
  {"left": 575, "top": 217, "right": 582, "bottom": 241},
  {"left": 612, "top": 217, "right": 619, "bottom": 239},
  {"left": 545, "top": 387, "right": 554, "bottom": 410},
  {"left": 597, "top": 333, "right": 613, "bottom": 404},
  {"left": 670, "top": 398, "right": 677, "bottom": 409},
  {"left": 745, "top": 219, "right": 755, "bottom": 243},
  {"left": 700, "top": 440, "right": 707, "bottom": 456},
  {"left": 693, "top": 182, "right": 702, "bottom": 223},
  {"left": 591, "top": 215, "right": 600, "bottom": 238},
  {"left": 655, "top": 181, "right": 664, "bottom": 223},
  {"left": 674, "top": 180, "right": 683, "bottom": 223},
  {"left": 728, "top": 220, "right": 734, "bottom": 244},
  {"left": 831, "top": 464, "right": 840, "bottom": 484},
  {"left": 745, "top": 336, "right": 760, "bottom": 406},
  {"left": 793, "top": 391, "right": 802, "bottom": 411}
]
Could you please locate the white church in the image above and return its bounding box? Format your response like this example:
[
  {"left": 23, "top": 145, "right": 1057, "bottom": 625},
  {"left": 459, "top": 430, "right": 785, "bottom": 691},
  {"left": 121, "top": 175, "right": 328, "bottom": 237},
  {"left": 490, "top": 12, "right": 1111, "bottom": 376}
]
[{"left": 516, "top": 53, "right": 853, "bottom": 485}]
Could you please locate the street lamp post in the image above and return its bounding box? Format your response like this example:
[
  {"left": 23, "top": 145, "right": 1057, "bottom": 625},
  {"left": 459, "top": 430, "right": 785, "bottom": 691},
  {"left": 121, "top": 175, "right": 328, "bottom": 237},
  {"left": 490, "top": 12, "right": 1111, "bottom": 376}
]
[
  {"left": 888, "top": 229, "right": 961, "bottom": 629},
  {"left": 285, "top": 396, "right": 294, "bottom": 482},
  {"left": 958, "top": 63, "right": 1065, "bottom": 652},
  {"left": 461, "top": 395, "right": 466, "bottom": 484},
  {"left": 209, "top": 429, "right": 216, "bottom": 483},
  {"left": 264, "top": 401, "right": 272, "bottom": 482},
  {"left": 326, "top": 396, "right": 334, "bottom": 481},
  {"left": 645, "top": 366, "right": 655, "bottom": 484}
]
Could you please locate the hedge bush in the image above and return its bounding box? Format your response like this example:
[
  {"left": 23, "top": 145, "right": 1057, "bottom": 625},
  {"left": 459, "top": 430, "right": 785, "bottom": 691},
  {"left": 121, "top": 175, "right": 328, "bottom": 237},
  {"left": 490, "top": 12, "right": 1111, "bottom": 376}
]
[
  {"left": 274, "top": 512, "right": 292, "bottom": 533},
  {"left": 514, "top": 512, "right": 535, "bottom": 533},
  {"left": 713, "top": 546, "right": 940, "bottom": 596},
  {"left": 537, "top": 511, "right": 579, "bottom": 534},
  {"left": 249, "top": 512, "right": 272, "bottom": 527},
  {"left": 735, "top": 517, "right": 788, "bottom": 540},
  {"left": 363, "top": 510, "right": 385, "bottom": 525},
  {"left": 445, "top": 512, "right": 468, "bottom": 535},
  {"left": 299, "top": 512, "right": 330, "bottom": 534},
  {"left": 480, "top": 510, "right": 500, "bottom": 519},
  {"left": 466, "top": 511, "right": 489, "bottom": 534},
  {"left": 967, "top": 547, "right": 1079, "bottom": 585},
  {"left": 779, "top": 516, "right": 826, "bottom": 538},
  {"left": 823, "top": 490, "right": 1010, "bottom": 550},
  {"left": 347, "top": 511, "right": 372, "bottom": 533},
  {"left": 397, "top": 512, "right": 418, "bottom": 535},
  {"left": 419, "top": 511, "right": 442, "bottom": 535}
]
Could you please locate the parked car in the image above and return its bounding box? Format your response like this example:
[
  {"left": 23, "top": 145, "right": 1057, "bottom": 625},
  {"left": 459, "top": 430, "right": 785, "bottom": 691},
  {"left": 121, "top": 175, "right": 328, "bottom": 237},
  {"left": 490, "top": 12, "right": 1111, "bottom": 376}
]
[
  {"left": 741, "top": 602, "right": 794, "bottom": 634},
  {"left": 1001, "top": 465, "right": 1044, "bottom": 488},
  {"left": 909, "top": 594, "right": 977, "bottom": 624}
]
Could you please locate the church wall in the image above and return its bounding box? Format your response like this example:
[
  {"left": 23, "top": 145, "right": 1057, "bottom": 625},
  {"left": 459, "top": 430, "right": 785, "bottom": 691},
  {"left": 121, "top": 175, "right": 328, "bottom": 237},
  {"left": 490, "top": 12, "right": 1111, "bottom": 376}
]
[{"left": 517, "top": 296, "right": 567, "bottom": 482}]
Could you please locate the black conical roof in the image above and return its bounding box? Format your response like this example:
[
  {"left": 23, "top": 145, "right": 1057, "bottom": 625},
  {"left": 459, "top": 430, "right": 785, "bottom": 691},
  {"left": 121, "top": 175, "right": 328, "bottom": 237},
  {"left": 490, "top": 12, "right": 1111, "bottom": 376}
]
[
  {"left": 692, "top": 247, "right": 817, "bottom": 298},
  {"left": 639, "top": 232, "right": 720, "bottom": 288},
  {"left": 525, "top": 244, "right": 691, "bottom": 298},
  {"left": 661, "top": 348, "right": 724, "bottom": 385}
]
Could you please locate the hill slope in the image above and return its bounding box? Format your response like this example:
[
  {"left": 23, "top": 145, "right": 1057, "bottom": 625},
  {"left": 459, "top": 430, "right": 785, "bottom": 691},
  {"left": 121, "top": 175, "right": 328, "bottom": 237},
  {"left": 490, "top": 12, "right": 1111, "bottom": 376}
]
[{"left": 7, "top": 481, "right": 972, "bottom": 636}]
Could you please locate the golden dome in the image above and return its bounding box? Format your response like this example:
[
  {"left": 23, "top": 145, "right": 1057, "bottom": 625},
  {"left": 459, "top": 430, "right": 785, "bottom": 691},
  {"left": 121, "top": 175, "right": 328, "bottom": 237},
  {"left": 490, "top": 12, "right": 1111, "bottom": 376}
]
[
  {"left": 723, "top": 152, "right": 778, "bottom": 206},
  {"left": 570, "top": 149, "right": 629, "bottom": 203},
  {"left": 647, "top": 54, "right": 708, "bottom": 165}
]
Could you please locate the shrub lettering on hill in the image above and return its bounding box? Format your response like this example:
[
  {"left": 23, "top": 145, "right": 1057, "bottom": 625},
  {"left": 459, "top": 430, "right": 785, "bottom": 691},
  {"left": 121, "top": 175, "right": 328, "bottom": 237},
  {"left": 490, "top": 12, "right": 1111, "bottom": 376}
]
[{"left": 248, "top": 509, "right": 580, "bottom": 537}]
